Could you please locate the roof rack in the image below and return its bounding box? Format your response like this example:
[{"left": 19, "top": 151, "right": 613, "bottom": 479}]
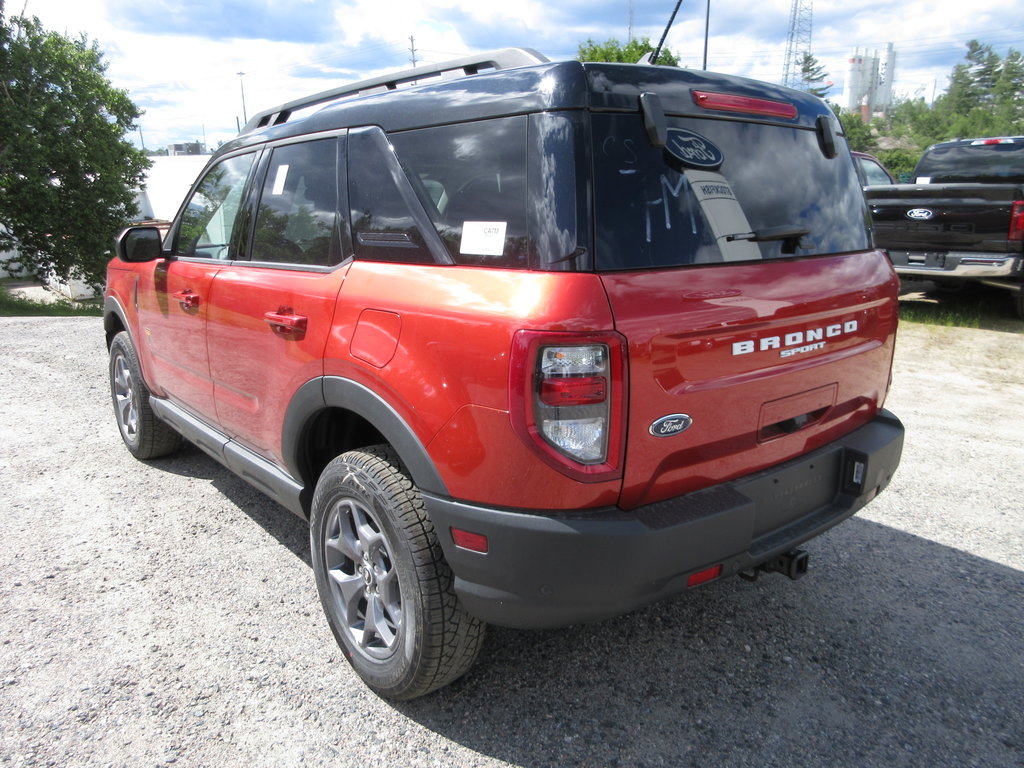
[{"left": 240, "top": 47, "right": 550, "bottom": 134}]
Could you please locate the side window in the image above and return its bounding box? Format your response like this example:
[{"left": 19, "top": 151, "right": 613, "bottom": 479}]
[
  {"left": 252, "top": 139, "right": 341, "bottom": 266},
  {"left": 858, "top": 157, "right": 892, "bottom": 186},
  {"left": 348, "top": 129, "right": 434, "bottom": 264},
  {"left": 389, "top": 117, "right": 530, "bottom": 268},
  {"left": 176, "top": 153, "right": 256, "bottom": 259}
]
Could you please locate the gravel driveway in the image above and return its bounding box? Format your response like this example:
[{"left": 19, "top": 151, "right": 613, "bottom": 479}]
[{"left": 1, "top": 316, "right": 1021, "bottom": 768}]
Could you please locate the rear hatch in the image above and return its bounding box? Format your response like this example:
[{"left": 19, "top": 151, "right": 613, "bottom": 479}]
[{"left": 584, "top": 72, "right": 899, "bottom": 509}]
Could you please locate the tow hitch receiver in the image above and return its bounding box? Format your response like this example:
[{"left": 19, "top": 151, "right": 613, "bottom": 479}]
[{"left": 739, "top": 549, "right": 810, "bottom": 582}]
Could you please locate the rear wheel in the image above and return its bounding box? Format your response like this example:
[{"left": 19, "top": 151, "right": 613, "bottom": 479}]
[
  {"left": 310, "top": 446, "right": 484, "bottom": 699},
  {"left": 109, "top": 331, "right": 181, "bottom": 459}
]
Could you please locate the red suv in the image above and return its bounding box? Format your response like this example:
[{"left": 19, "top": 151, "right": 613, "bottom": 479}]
[{"left": 106, "top": 49, "right": 904, "bottom": 699}]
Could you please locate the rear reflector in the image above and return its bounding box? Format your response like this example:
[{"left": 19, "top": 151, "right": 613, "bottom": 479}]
[
  {"left": 451, "top": 528, "right": 488, "bottom": 553},
  {"left": 687, "top": 564, "right": 723, "bottom": 587},
  {"left": 692, "top": 90, "right": 797, "bottom": 119}
]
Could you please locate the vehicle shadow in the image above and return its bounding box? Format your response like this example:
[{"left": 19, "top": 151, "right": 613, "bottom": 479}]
[
  {"left": 153, "top": 442, "right": 313, "bottom": 564},
  {"left": 394, "top": 519, "right": 1023, "bottom": 768}
]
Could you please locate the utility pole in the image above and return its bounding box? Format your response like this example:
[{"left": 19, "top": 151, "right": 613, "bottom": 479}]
[
  {"left": 409, "top": 36, "right": 417, "bottom": 67},
  {"left": 782, "top": 0, "right": 813, "bottom": 89},
  {"left": 237, "top": 71, "right": 247, "bottom": 124},
  {"left": 702, "top": 0, "right": 710, "bottom": 70}
]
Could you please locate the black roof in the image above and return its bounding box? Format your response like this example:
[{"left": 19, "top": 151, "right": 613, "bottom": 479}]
[{"left": 215, "top": 52, "right": 836, "bottom": 159}]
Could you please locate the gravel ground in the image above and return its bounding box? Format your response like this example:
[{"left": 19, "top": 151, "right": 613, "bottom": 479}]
[{"left": 0, "top": 316, "right": 1021, "bottom": 768}]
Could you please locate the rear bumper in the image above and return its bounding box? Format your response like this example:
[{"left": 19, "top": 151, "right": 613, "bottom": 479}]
[
  {"left": 425, "top": 410, "right": 904, "bottom": 629},
  {"left": 888, "top": 249, "right": 1023, "bottom": 280}
]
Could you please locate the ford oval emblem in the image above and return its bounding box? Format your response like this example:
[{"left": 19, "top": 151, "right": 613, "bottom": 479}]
[
  {"left": 906, "top": 208, "right": 934, "bottom": 221},
  {"left": 664, "top": 129, "right": 724, "bottom": 170},
  {"left": 650, "top": 414, "right": 693, "bottom": 437}
]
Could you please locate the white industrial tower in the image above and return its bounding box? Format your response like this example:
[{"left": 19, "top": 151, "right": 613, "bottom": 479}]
[{"left": 846, "top": 44, "right": 896, "bottom": 118}]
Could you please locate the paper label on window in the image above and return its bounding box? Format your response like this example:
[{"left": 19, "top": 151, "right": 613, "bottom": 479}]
[
  {"left": 460, "top": 221, "right": 507, "bottom": 256},
  {"left": 271, "top": 164, "right": 290, "bottom": 195}
]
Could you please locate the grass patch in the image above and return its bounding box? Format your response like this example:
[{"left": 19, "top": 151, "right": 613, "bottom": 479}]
[
  {"left": 0, "top": 283, "right": 102, "bottom": 317},
  {"left": 898, "top": 281, "right": 1022, "bottom": 334}
]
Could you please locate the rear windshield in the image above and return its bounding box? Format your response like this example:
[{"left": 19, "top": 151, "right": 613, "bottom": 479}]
[
  {"left": 592, "top": 113, "right": 870, "bottom": 270},
  {"left": 914, "top": 140, "right": 1024, "bottom": 184}
]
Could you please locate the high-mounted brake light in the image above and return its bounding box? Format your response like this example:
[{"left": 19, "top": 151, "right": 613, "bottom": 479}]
[
  {"left": 1009, "top": 202, "right": 1024, "bottom": 241},
  {"left": 971, "top": 138, "right": 1015, "bottom": 146},
  {"left": 692, "top": 90, "right": 797, "bottom": 119}
]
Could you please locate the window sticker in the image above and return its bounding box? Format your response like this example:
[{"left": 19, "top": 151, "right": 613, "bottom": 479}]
[
  {"left": 271, "top": 164, "right": 290, "bottom": 196},
  {"left": 460, "top": 221, "right": 507, "bottom": 256}
]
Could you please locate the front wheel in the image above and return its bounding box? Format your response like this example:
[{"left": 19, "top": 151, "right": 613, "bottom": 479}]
[
  {"left": 109, "top": 331, "right": 181, "bottom": 459},
  {"left": 310, "top": 446, "right": 484, "bottom": 699}
]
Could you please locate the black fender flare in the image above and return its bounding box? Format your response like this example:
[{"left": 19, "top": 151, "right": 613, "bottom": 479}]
[
  {"left": 282, "top": 376, "right": 449, "bottom": 500},
  {"left": 103, "top": 295, "right": 131, "bottom": 345}
]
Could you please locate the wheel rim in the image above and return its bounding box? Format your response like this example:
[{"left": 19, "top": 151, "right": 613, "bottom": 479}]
[
  {"left": 112, "top": 353, "right": 139, "bottom": 444},
  {"left": 322, "top": 498, "right": 403, "bottom": 661}
]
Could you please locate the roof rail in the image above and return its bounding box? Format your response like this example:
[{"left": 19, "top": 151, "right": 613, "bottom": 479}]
[{"left": 240, "top": 47, "right": 550, "bottom": 134}]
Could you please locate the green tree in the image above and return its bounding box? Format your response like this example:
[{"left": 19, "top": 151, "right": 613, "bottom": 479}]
[
  {"left": 799, "top": 53, "right": 831, "bottom": 98},
  {"left": 577, "top": 37, "right": 679, "bottom": 67},
  {"left": 0, "top": 14, "right": 148, "bottom": 290},
  {"left": 837, "top": 110, "right": 874, "bottom": 152},
  {"left": 875, "top": 148, "right": 919, "bottom": 182}
]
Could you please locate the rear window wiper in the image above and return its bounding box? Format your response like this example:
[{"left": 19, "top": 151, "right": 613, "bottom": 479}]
[{"left": 726, "top": 225, "right": 809, "bottom": 253}]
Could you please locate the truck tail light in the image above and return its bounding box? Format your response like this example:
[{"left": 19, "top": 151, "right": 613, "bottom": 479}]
[
  {"left": 1010, "top": 202, "right": 1024, "bottom": 241},
  {"left": 510, "top": 331, "right": 627, "bottom": 482}
]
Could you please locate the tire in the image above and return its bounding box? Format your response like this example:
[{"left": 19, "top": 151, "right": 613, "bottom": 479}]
[
  {"left": 310, "top": 446, "right": 484, "bottom": 700},
  {"left": 109, "top": 331, "right": 182, "bottom": 459}
]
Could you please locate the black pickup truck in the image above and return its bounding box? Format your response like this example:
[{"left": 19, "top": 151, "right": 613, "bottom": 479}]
[{"left": 865, "top": 137, "right": 1024, "bottom": 317}]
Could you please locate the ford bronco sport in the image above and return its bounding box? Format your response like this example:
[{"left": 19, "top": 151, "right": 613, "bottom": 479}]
[{"left": 105, "top": 48, "right": 904, "bottom": 699}]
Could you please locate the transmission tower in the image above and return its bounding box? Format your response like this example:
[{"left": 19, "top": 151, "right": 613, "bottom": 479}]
[{"left": 782, "top": 0, "right": 813, "bottom": 88}]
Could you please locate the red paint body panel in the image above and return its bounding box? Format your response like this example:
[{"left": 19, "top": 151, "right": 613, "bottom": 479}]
[
  {"left": 206, "top": 264, "right": 348, "bottom": 462},
  {"left": 323, "top": 261, "right": 620, "bottom": 508},
  {"left": 600, "top": 250, "right": 899, "bottom": 509},
  {"left": 134, "top": 259, "right": 222, "bottom": 420}
]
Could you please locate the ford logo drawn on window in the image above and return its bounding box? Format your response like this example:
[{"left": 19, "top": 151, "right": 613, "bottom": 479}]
[
  {"left": 906, "top": 208, "right": 934, "bottom": 220},
  {"left": 650, "top": 414, "right": 693, "bottom": 437},
  {"left": 664, "top": 129, "right": 724, "bottom": 169}
]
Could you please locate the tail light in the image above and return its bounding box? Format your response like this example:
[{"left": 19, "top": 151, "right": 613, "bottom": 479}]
[
  {"left": 1010, "top": 202, "right": 1024, "bottom": 241},
  {"left": 510, "top": 331, "right": 627, "bottom": 482}
]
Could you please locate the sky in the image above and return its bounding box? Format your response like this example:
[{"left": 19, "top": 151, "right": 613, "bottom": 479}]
[{"left": 18, "top": 0, "right": 1024, "bottom": 151}]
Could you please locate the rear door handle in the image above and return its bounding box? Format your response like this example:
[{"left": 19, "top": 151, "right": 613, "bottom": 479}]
[
  {"left": 263, "top": 309, "right": 308, "bottom": 337},
  {"left": 171, "top": 290, "right": 200, "bottom": 310}
]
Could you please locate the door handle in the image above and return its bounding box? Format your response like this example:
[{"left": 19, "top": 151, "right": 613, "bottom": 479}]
[
  {"left": 171, "top": 290, "right": 200, "bottom": 310},
  {"left": 264, "top": 309, "right": 308, "bottom": 337}
]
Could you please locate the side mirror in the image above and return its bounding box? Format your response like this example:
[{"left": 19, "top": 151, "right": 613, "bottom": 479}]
[{"left": 117, "top": 226, "right": 164, "bottom": 262}]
